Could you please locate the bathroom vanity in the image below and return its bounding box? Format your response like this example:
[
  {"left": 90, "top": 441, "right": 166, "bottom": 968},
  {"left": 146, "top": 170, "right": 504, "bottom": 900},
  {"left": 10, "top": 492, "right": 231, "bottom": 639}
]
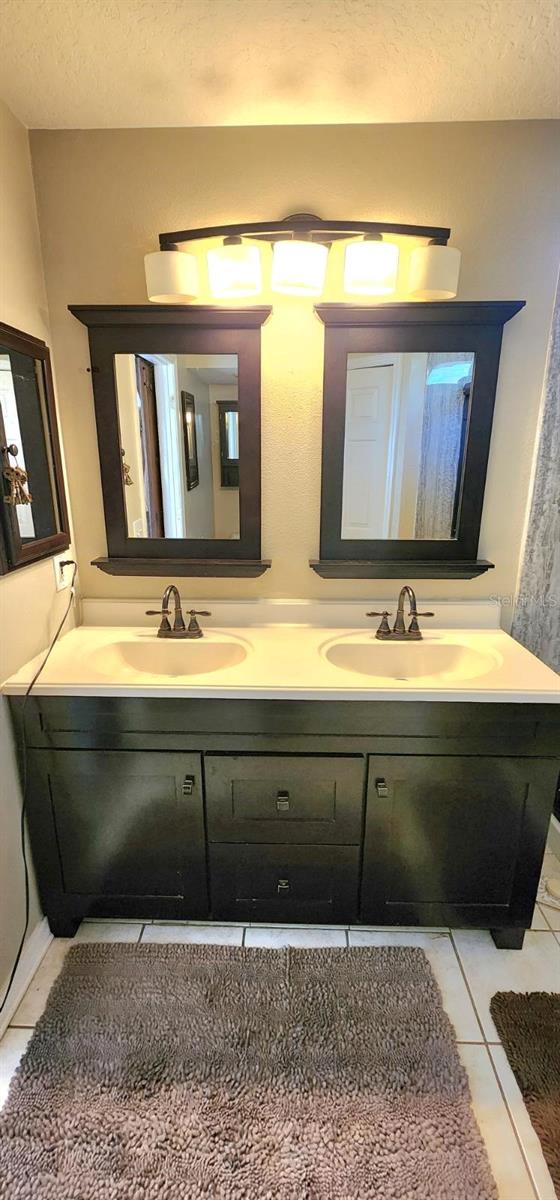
[{"left": 5, "top": 609, "right": 559, "bottom": 949}]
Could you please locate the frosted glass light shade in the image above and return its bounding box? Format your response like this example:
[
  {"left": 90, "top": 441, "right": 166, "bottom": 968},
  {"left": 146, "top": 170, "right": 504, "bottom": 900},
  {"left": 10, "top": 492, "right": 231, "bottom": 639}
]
[
  {"left": 344, "top": 240, "right": 399, "bottom": 296},
  {"left": 207, "top": 242, "right": 262, "bottom": 298},
  {"left": 271, "top": 240, "right": 328, "bottom": 296},
  {"left": 144, "top": 250, "right": 199, "bottom": 302},
  {"left": 408, "top": 245, "right": 461, "bottom": 300}
]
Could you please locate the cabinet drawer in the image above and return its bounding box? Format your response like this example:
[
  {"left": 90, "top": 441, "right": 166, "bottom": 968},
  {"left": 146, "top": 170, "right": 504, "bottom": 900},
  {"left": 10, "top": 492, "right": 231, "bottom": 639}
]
[
  {"left": 205, "top": 754, "right": 364, "bottom": 843},
  {"left": 210, "top": 843, "right": 359, "bottom": 923}
]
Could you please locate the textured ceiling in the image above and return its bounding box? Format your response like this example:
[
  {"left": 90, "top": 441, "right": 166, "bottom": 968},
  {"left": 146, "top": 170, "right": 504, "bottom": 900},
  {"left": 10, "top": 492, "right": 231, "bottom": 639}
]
[{"left": 1, "top": 0, "right": 559, "bottom": 128}]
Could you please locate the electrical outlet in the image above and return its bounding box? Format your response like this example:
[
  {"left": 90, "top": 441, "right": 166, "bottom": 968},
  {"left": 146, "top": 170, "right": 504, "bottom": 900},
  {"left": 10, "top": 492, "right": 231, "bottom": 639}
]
[{"left": 53, "top": 554, "right": 73, "bottom": 592}]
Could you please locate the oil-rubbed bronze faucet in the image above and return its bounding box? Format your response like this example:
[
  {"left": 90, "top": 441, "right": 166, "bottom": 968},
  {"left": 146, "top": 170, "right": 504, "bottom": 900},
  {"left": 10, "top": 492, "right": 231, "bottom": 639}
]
[
  {"left": 146, "top": 585, "right": 211, "bottom": 639},
  {"left": 367, "top": 586, "right": 434, "bottom": 641}
]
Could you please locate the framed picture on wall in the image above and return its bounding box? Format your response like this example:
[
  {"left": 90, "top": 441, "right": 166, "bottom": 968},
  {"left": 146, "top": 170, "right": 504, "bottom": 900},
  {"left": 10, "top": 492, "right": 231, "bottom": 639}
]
[
  {"left": 217, "top": 399, "right": 239, "bottom": 488},
  {"left": 181, "top": 390, "right": 199, "bottom": 491}
]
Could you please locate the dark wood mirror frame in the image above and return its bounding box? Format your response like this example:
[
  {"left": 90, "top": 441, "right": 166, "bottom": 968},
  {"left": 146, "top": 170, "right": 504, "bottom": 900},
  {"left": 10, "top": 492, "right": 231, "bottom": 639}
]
[
  {"left": 69, "top": 305, "right": 272, "bottom": 577},
  {"left": 311, "top": 301, "right": 525, "bottom": 579},
  {"left": 0, "top": 322, "right": 70, "bottom": 575}
]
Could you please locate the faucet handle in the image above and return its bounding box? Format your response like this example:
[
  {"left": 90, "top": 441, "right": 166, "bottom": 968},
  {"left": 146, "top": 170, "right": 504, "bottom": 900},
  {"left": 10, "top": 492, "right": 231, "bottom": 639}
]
[
  {"left": 366, "top": 610, "right": 392, "bottom": 638},
  {"left": 186, "top": 609, "right": 211, "bottom": 638},
  {"left": 408, "top": 610, "right": 434, "bottom": 635},
  {"left": 145, "top": 607, "right": 172, "bottom": 635}
]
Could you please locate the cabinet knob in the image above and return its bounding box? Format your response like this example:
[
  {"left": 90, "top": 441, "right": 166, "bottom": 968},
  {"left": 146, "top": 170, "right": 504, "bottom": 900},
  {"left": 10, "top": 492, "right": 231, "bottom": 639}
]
[
  {"left": 375, "top": 778, "right": 389, "bottom": 798},
  {"left": 182, "top": 775, "right": 195, "bottom": 796},
  {"left": 277, "top": 878, "right": 290, "bottom": 893},
  {"left": 276, "top": 790, "right": 290, "bottom": 812}
]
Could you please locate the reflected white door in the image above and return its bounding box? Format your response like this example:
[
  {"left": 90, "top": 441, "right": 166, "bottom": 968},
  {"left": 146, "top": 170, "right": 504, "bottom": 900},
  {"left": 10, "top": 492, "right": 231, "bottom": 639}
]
[{"left": 341, "top": 364, "right": 395, "bottom": 539}]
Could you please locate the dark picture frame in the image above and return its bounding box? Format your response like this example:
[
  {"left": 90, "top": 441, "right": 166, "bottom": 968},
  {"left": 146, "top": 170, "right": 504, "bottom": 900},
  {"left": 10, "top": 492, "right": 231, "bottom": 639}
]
[
  {"left": 181, "top": 390, "right": 199, "bottom": 491},
  {"left": 0, "top": 322, "right": 70, "bottom": 575},
  {"left": 311, "top": 301, "right": 525, "bottom": 579},
  {"left": 217, "top": 400, "right": 239, "bottom": 488},
  {"left": 70, "top": 305, "right": 271, "bottom": 577}
]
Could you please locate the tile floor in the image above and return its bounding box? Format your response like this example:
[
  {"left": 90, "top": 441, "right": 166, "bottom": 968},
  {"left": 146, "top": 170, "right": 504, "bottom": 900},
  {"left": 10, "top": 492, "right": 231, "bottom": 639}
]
[{"left": 2, "top": 848, "right": 560, "bottom": 1200}]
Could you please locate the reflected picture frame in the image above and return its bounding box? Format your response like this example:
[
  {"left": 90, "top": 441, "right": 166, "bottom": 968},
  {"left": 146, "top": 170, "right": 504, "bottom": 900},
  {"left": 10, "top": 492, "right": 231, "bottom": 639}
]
[{"left": 181, "top": 390, "right": 199, "bottom": 491}]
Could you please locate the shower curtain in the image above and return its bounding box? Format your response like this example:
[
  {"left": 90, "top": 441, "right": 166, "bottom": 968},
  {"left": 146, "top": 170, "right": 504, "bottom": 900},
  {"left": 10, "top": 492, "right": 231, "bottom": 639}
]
[
  {"left": 414, "top": 352, "right": 472, "bottom": 539},
  {"left": 512, "top": 283, "right": 560, "bottom": 674}
]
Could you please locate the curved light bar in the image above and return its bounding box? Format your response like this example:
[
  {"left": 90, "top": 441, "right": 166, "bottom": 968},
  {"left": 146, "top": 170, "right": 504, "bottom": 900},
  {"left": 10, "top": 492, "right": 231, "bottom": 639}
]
[
  {"left": 158, "top": 213, "right": 451, "bottom": 249},
  {"left": 148, "top": 215, "right": 458, "bottom": 303}
]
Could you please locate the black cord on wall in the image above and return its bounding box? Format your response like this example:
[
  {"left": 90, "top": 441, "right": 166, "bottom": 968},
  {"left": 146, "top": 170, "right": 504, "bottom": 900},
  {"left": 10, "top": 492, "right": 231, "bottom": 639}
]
[{"left": 0, "top": 560, "right": 77, "bottom": 1016}]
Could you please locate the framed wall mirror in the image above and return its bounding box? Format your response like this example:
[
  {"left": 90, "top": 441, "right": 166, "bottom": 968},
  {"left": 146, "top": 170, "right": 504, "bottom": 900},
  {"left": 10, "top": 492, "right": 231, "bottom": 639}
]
[
  {"left": 70, "top": 306, "right": 271, "bottom": 576},
  {"left": 312, "top": 301, "right": 524, "bottom": 578},
  {"left": 0, "top": 322, "right": 70, "bottom": 574}
]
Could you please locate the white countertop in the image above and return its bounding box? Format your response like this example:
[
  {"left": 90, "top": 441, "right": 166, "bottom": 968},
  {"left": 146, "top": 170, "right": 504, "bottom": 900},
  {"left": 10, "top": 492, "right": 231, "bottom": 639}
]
[{"left": 3, "top": 622, "right": 559, "bottom": 703}]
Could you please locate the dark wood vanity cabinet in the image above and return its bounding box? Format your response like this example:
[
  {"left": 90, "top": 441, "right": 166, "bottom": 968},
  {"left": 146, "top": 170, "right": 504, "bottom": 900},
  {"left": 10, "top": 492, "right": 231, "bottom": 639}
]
[{"left": 13, "top": 697, "right": 559, "bottom": 946}]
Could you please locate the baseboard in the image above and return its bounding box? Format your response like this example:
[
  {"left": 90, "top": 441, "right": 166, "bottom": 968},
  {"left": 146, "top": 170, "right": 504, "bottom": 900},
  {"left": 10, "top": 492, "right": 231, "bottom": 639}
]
[
  {"left": 0, "top": 917, "right": 52, "bottom": 1039},
  {"left": 548, "top": 814, "right": 560, "bottom": 860}
]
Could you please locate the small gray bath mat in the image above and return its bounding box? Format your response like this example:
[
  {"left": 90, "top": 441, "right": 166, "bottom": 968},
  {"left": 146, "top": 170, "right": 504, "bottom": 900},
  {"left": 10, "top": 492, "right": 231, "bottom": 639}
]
[{"left": 0, "top": 943, "right": 496, "bottom": 1198}]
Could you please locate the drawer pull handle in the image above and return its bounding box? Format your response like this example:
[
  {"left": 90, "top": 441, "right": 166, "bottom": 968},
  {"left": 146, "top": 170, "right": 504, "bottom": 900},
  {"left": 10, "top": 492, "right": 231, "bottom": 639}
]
[
  {"left": 182, "top": 775, "right": 195, "bottom": 797},
  {"left": 375, "top": 778, "right": 389, "bottom": 798},
  {"left": 276, "top": 790, "right": 290, "bottom": 812},
  {"left": 277, "top": 878, "right": 290, "bottom": 893}
]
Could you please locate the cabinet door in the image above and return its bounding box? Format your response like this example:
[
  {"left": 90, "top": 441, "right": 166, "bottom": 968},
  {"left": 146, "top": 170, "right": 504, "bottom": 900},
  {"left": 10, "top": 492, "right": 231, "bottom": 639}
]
[
  {"left": 29, "top": 750, "right": 207, "bottom": 908},
  {"left": 361, "top": 755, "right": 557, "bottom": 926}
]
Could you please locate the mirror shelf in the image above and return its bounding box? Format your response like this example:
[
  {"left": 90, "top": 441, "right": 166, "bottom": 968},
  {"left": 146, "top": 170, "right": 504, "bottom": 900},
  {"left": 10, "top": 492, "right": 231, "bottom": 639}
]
[
  {"left": 310, "top": 559, "right": 494, "bottom": 580},
  {"left": 92, "top": 557, "right": 271, "bottom": 577}
]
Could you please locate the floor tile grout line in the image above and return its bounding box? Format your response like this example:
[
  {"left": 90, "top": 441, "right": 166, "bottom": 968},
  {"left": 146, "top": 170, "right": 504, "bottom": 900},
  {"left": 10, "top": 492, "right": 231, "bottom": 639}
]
[
  {"left": 449, "top": 931, "right": 488, "bottom": 1044},
  {"left": 483, "top": 1042, "right": 540, "bottom": 1200},
  {"left": 242, "top": 927, "right": 247, "bottom": 947},
  {"left": 137, "top": 924, "right": 145, "bottom": 945},
  {"left": 539, "top": 904, "right": 559, "bottom": 932},
  {"left": 449, "top": 933, "right": 541, "bottom": 1200}
]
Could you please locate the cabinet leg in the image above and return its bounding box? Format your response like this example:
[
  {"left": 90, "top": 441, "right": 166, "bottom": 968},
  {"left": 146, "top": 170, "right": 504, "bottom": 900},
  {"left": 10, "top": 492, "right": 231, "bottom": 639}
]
[
  {"left": 491, "top": 927, "right": 525, "bottom": 950},
  {"left": 48, "top": 915, "right": 80, "bottom": 938}
]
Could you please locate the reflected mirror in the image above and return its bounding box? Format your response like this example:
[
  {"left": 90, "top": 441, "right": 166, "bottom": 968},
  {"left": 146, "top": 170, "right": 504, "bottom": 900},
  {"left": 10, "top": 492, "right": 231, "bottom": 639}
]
[
  {"left": 0, "top": 349, "right": 60, "bottom": 540},
  {"left": 115, "top": 353, "right": 240, "bottom": 540},
  {"left": 0, "top": 323, "right": 69, "bottom": 573},
  {"left": 341, "top": 351, "right": 474, "bottom": 540}
]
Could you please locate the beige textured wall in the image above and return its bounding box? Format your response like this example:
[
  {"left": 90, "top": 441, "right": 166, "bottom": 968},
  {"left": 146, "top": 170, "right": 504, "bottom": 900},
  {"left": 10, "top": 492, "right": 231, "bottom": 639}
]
[
  {"left": 0, "top": 101, "right": 75, "bottom": 1003},
  {"left": 30, "top": 122, "right": 560, "bottom": 621}
]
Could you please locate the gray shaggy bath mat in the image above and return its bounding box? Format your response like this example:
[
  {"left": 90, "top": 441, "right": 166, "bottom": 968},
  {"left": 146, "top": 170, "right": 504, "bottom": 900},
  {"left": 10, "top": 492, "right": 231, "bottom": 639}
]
[
  {"left": 490, "top": 991, "right": 560, "bottom": 1196},
  {"left": 0, "top": 943, "right": 496, "bottom": 1199}
]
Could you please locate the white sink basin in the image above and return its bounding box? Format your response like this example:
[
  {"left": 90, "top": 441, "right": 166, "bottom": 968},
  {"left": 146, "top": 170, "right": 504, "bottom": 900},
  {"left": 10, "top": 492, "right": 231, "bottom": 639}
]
[
  {"left": 323, "top": 637, "right": 501, "bottom": 683},
  {"left": 84, "top": 635, "right": 249, "bottom": 680}
]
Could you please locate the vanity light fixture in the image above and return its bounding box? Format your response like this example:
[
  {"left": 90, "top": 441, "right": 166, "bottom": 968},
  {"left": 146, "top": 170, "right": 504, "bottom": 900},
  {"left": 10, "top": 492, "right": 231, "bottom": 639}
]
[
  {"left": 343, "top": 235, "right": 399, "bottom": 296},
  {"left": 146, "top": 214, "right": 459, "bottom": 303},
  {"left": 207, "top": 237, "right": 262, "bottom": 299},
  {"left": 408, "top": 241, "right": 462, "bottom": 300},
  {"left": 144, "top": 249, "right": 199, "bottom": 303},
  {"left": 271, "top": 237, "right": 329, "bottom": 297}
]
